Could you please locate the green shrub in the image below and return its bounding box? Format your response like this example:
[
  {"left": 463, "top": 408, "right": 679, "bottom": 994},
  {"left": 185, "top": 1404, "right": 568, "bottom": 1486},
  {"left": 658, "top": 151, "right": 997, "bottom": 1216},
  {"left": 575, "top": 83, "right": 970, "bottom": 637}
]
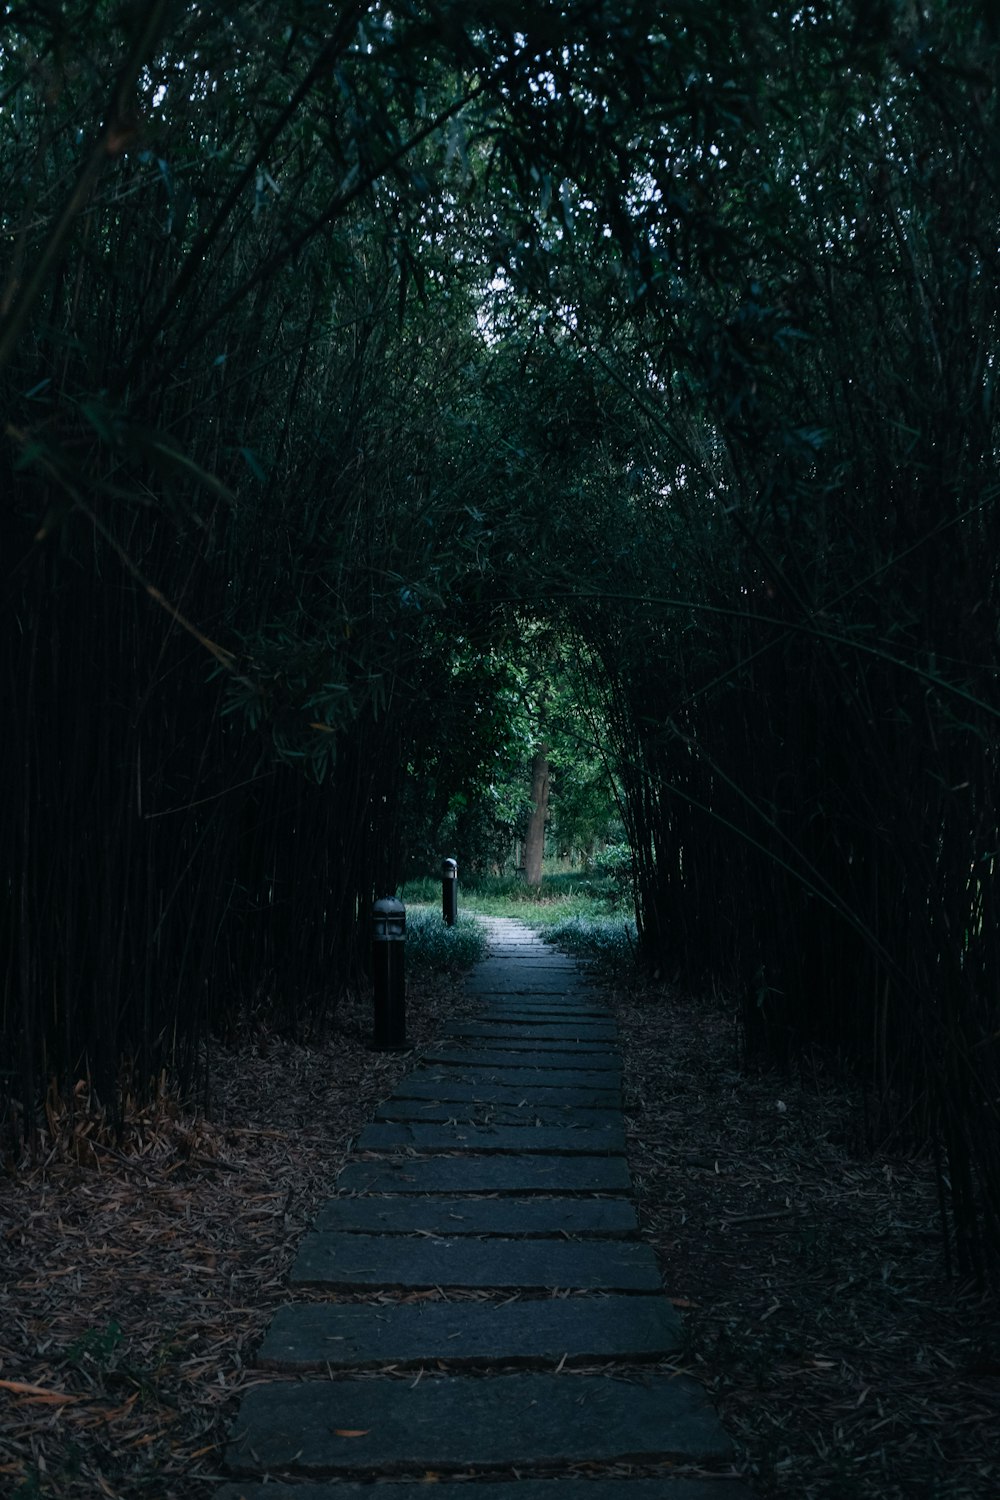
[
  {"left": 592, "top": 841, "right": 633, "bottom": 883},
  {"left": 543, "top": 915, "right": 638, "bottom": 971},
  {"left": 404, "top": 906, "right": 488, "bottom": 971}
]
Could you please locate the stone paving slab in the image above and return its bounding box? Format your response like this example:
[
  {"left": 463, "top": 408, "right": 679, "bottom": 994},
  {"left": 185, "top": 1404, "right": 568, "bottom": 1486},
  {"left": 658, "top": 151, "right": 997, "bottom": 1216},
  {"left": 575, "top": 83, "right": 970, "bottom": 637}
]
[
  {"left": 421, "top": 1046, "right": 621, "bottom": 1072},
  {"left": 260, "top": 1293, "right": 681, "bottom": 1369},
  {"left": 475, "top": 1020, "right": 610, "bottom": 1032},
  {"left": 289, "top": 1234, "right": 662, "bottom": 1291},
  {"left": 458, "top": 1007, "right": 612, "bottom": 1020},
  {"left": 439, "top": 1034, "right": 613, "bottom": 1052},
  {"left": 225, "top": 1371, "right": 735, "bottom": 1475},
  {"left": 478, "top": 979, "right": 600, "bottom": 987},
  {"left": 446, "top": 1020, "right": 617, "bottom": 1032},
  {"left": 478, "top": 996, "right": 607, "bottom": 1009},
  {"left": 337, "top": 1153, "right": 632, "bottom": 1195},
  {"left": 478, "top": 956, "right": 553, "bottom": 965},
  {"left": 470, "top": 963, "right": 589, "bottom": 972},
  {"left": 374, "top": 1099, "right": 624, "bottom": 1128},
  {"left": 443, "top": 1023, "right": 616, "bottom": 1042},
  {"left": 482, "top": 939, "right": 552, "bottom": 947},
  {"left": 220, "top": 917, "right": 742, "bottom": 1498},
  {"left": 390, "top": 1079, "right": 619, "bottom": 1108},
  {"left": 474, "top": 981, "right": 602, "bottom": 994},
  {"left": 477, "top": 995, "right": 605, "bottom": 1007},
  {"left": 476, "top": 953, "right": 579, "bottom": 965},
  {"left": 480, "top": 958, "right": 566, "bottom": 966},
  {"left": 312, "top": 1195, "right": 639, "bottom": 1237},
  {"left": 483, "top": 949, "right": 590, "bottom": 960},
  {"left": 465, "top": 981, "right": 597, "bottom": 996},
  {"left": 484, "top": 1003, "right": 604, "bottom": 1012},
  {"left": 358, "top": 1122, "right": 625, "bottom": 1154},
  {"left": 477, "top": 966, "right": 585, "bottom": 977},
  {"left": 466, "top": 965, "right": 593, "bottom": 980},
  {"left": 478, "top": 1006, "right": 610, "bottom": 1021},
  {"left": 406, "top": 1066, "right": 622, "bottom": 1094},
  {"left": 219, "top": 1480, "right": 749, "bottom": 1500},
  {"left": 471, "top": 954, "right": 583, "bottom": 966}
]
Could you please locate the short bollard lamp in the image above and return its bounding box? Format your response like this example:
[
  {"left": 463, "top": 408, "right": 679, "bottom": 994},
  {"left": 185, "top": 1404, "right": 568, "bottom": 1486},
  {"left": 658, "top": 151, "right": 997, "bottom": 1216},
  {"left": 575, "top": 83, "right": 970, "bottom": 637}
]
[
  {"left": 441, "top": 856, "right": 458, "bottom": 928},
  {"left": 371, "top": 897, "right": 406, "bottom": 1051}
]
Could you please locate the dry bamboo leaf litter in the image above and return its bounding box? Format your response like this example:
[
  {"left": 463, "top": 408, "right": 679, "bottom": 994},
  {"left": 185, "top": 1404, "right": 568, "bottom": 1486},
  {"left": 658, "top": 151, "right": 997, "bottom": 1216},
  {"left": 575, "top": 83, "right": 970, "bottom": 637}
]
[
  {"left": 0, "top": 975, "right": 475, "bottom": 1499},
  {"left": 605, "top": 975, "right": 1000, "bottom": 1500}
]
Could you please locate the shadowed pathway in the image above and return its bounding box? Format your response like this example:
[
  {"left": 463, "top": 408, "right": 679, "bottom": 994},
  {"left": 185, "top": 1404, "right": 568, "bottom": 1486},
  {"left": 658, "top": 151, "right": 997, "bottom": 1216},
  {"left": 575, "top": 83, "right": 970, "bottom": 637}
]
[{"left": 218, "top": 915, "right": 748, "bottom": 1500}]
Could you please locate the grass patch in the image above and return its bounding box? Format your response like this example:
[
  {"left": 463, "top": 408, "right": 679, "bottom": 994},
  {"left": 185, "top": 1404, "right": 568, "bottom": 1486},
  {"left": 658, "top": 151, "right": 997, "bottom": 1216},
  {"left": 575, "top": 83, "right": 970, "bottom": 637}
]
[
  {"left": 457, "top": 872, "right": 622, "bottom": 919},
  {"left": 402, "top": 871, "right": 623, "bottom": 916},
  {"left": 401, "top": 870, "right": 637, "bottom": 974},
  {"left": 400, "top": 876, "right": 443, "bottom": 905},
  {"left": 404, "top": 906, "right": 489, "bottom": 971},
  {"left": 543, "top": 914, "right": 638, "bottom": 969}
]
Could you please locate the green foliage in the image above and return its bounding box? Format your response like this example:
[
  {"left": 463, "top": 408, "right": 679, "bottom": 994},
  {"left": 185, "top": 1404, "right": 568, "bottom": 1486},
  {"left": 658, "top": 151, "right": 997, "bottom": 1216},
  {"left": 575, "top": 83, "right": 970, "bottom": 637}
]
[
  {"left": 404, "top": 907, "right": 488, "bottom": 972},
  {"left": 592, "top": 842, "right": 633, "bottom": 883},
  {"left": 440, "top": 871, "right": 634, "bottom": 972},
  {"left": 458, "top": 871, "right": 622, "bottom": 922},
  {"left": 3, "top": 0, "right": 1000, "bottom": 1274},
  {"left": 527, "top": 2, "right": 1000, "bottom": 1277},
  {"left": 399, "top": 877, "right": 439, "bottom": 906},
  {"left": 401, "top": 633, "right": 537, "bottom": 877},
  {"left": 543, "top": 915, "right": 638, "bottom": 971},
  {"left": 400, "top": 622, "right": 622, "bottom": 878}
]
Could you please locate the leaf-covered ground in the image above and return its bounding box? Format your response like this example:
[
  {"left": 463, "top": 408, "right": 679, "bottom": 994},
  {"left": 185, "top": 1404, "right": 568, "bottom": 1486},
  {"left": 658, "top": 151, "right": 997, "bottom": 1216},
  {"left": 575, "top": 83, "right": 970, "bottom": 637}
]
[
  {"left": 1, "top": 959, "right": 998, "bottom": 1498},
  {"left": 0, "top": 975, "right": 476, "bottom": 1498},
  {"left": 612, "top": 979, "right": 1000, "bottom": 1500}
]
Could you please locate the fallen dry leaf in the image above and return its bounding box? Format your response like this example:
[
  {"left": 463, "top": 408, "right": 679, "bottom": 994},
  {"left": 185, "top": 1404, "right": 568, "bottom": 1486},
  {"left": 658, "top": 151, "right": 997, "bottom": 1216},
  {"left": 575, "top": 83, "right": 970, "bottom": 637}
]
[{"left": 0, "top": 1378, "right": 79, "bottom": 1404}]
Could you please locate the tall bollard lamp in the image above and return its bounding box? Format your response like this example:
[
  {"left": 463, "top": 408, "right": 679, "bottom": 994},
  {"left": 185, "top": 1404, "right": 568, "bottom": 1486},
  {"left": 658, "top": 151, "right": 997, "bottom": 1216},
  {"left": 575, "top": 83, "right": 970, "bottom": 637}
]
[
  {"left": 441, "top": 856, "right": 458, "bottom": 928},
  {"left": 371, "top": 896, "right": 406, "bottom": 1050}
]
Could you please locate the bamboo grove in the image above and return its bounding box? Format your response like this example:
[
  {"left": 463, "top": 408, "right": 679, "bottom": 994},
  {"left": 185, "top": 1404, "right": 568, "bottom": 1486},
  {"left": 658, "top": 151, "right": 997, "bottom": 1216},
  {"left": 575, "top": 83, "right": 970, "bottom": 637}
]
[{"left": 3, "top": 2, "right": 1000, "bottom": 1276}]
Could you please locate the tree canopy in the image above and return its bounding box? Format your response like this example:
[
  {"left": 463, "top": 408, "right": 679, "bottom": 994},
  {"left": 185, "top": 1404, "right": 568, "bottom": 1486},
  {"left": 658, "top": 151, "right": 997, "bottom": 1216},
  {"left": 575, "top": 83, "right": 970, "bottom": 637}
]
[{"left": 3, "top": 1, "right": 1000, "bottom": 1275}]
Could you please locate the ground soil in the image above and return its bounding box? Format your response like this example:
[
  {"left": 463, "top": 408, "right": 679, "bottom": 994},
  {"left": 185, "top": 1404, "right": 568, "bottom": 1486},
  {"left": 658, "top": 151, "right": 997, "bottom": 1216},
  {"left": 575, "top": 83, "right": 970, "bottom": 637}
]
[{"left": 1, "top": 959, "right": 998, "bottom": 1498}]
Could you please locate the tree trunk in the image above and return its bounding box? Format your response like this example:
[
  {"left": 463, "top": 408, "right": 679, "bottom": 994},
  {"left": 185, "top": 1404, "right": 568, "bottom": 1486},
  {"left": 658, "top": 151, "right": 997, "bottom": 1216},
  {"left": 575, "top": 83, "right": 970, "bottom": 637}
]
[{"left": 523, "top": 748, "right": 550, "bottom": 886}]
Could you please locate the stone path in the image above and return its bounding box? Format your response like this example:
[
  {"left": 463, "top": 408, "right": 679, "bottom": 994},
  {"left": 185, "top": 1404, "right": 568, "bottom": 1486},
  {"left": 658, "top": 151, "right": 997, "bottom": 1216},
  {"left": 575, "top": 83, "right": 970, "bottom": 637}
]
[{"left": 218, "top": 915, "right": 748, "bottom": 1500}]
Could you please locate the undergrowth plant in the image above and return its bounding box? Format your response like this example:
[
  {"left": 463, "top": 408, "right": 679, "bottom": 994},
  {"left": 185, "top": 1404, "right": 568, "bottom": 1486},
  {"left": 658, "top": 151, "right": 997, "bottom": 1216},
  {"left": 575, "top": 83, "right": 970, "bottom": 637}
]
[
  {"left": 403, "top": 908, "right": 488, "bottom": 972},
  {"left": 400, "top": 873, "right": 636, "bottom": 975},
  {"left": 543, "top": 915, "right": 638, "bottom": 970},
  {"left": 457, "top": 872, "right": 623, "bottom": 917}
]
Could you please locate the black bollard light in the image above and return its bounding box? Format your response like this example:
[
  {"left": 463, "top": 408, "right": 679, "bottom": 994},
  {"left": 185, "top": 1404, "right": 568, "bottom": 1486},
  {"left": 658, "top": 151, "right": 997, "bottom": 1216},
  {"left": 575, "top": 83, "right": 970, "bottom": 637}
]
[
  {"left": 441, "top": 856, "right": 458, "bottom": 928},
  {"left": 372, "top": 897, "right": 406, "bottom": 1050}
]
